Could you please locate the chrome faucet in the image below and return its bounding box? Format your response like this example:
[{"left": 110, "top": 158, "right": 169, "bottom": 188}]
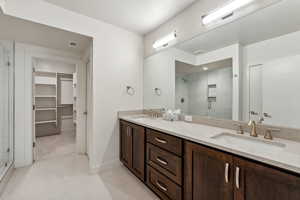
[{"left": 248, "top": 120, "right": 258, "bottom": 137}]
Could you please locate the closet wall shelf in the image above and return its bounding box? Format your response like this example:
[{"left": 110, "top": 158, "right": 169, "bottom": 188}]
[
  {"left": 36, "top": 108, "right": 57, "bottom": 111},
  {"left": 35, "top": 95, "right": 57, "bottom": 98},
  {"left": 35, "top": 120, "right": 57, "bottom": 125},
  {"left": 35, "top": 83, "right": 56, "bottom": 86}
]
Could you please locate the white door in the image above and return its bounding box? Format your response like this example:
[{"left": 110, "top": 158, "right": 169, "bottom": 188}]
[
  {"left": 249, "top": 65, "right": 263, "bottom": 122},
  {"left": 75, "top": 61, "right": 87, "bottom": 154}
]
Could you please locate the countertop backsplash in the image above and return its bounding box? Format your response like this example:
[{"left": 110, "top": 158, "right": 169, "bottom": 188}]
[{"left": 118, "top": 109, "right": 300, "bottom": 143}]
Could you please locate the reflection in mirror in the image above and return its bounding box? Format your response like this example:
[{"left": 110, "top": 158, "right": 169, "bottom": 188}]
[
  {"left": 249, "top": 55, "right": 300, "bottom": 129},
  {"left": 143, "top": 0, "right": 300, "bottom": 130},
  {"left": 175, "top": 59, "right": 233, "bottom": 119}
]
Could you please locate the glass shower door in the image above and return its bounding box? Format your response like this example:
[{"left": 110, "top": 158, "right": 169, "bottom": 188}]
[{"left": 0, "top": 41, "right": 13, "bottom": 179}]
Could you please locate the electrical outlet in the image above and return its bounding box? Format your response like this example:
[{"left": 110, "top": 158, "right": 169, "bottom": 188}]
[{"left": 185, "top": 115, "right": 193, "bottom": 122}]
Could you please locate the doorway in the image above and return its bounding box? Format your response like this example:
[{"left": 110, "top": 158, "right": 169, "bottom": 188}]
[{"left": 32, "top": 58, "right": 78, "bottom": 161}]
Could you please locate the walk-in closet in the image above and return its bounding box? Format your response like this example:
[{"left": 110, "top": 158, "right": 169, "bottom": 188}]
[{"left": 33, "top": 58, "right": 77, "bottom": 160}]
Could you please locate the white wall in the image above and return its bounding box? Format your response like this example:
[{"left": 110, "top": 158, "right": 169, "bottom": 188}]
[
  {"left": 242, "top": 30, "right": 300, "bottom": 121},
  {"left": 143, "top": 48, "right": 195, "bottom": 109},
  {"left": 35, "top": 59, "right": 76, "bottom": 74},
  {"left": 4, "top": 0, "right": 143, "bottom": 171},
  {"left": 0, "top": 0, "right": 6, "bottom": 12},
  {"left": 261, "top": 55, "right": 300, "bottom": 129},
  {"left": 144, "top": 0, "right": 279, "bottom": 57}
]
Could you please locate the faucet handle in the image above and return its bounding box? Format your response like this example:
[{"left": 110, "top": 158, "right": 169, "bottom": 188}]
[
  {"left": 234, "top": 124, "right": 244, "bottom": 135},
  {"left": 264, "top": 128, "right": 280, "bottom": 140}
]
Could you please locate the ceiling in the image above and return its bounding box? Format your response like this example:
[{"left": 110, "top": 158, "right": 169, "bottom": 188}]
[
  {"left": 0, "top": 14, "right": 92, "bottom": 54},
  {"left": 176, "top": 58, "right": 232, "bottom": 76},
  {"left": 177, "top": 0, "right": 300, "bottom": 54},
  {"left": 45, "top": 0, "right": 197, "bottom": 34}
]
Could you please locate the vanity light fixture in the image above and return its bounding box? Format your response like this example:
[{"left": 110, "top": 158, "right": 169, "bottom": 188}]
[
  {"left": 202, "top": 67, "right": 208, "bottom": 71},
  {"left": 153, "top": 31, "right": 177, "bottom": 49},
  {"left": 202, "top": 0, "right": 255, "bottom": 25}
]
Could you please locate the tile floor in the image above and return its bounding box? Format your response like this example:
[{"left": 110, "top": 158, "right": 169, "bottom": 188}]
[
  {"left": 36, "top": 130, "right": 76, "bottom": 161},
  {"left": 1, "top": 131, "right": 159, "bottom": 200}
]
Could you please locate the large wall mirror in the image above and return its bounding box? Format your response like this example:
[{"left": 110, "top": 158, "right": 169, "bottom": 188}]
[
  {"left": 143, "top": 0, "right": 300, "bottom": 129},
  {"left": 175, "top": 58, "right": 233, "bottom": 120}
]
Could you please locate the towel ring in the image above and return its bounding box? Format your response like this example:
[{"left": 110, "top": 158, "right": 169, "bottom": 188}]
[
  {"left": 126, "top": 86, "right": 135, "bottom": 96},
  {"left": 154, "top": 88, "right": 162, "bottom": 96}
]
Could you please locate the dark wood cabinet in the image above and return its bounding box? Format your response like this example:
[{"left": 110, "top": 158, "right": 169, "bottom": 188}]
[
  {"left": 120, "top": 121, "right": 132, "bottom": 168},
  {"left": 131, "top": 123, "right": 145, "bottom": 180},
  {"left": 185, "top": 141, "right": 234, "bottom": 200},
  {"left": 185, "top": 141, "right": 300, "bottom": 200},
  {"left": 234, "top": 157, "right": 300, "bottom": 200},
  {"left": 147, "top": 129, "right": 183, "bottom": 156},
  {"left": 147, "top": 143, "right": 182, "bottom": 185},
  {"left": 120, "top": 120, "right": 300, "bottom": 200},
  {"left": 120, "top": 120, "right": 145, "bottom": 181},
  {"left": 147, "top": 166, "right": 182, "bottom": 200}
]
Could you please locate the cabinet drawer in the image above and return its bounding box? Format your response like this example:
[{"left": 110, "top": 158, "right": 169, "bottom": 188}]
[
  {"left": 147, "top": 166, "right": 182, "bottom": 200},
  {"left": 147, "top": 143, "right": 182, "bottom": 185},
  {"left": 146, "top": 129, "right": 182, "bottom": 156}
]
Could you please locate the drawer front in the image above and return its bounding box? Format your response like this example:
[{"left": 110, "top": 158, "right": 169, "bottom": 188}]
[
  {"left": 147, "top": 166, "right": 182, "bottom": 200},
  {"left": 147, "top": 143, "right": 182, "bottom": 185},
  {"left": 146, "top": 129, "right": 182, "bottom": 156}
]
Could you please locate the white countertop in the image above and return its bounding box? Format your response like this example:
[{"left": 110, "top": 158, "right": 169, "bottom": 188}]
[{"left": 120, "top": 115, "right": 300, "bottom": 174}]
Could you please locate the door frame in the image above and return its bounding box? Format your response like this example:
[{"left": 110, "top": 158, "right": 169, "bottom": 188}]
[
  {"left": 31, "top": 53, "right": 87, "bottom": 156},
  {"left": 15, "top": 43, "right": 88, "bottom": 165},
  {"left": 0, "top": 40, "right": 14, "bottom": 179}
]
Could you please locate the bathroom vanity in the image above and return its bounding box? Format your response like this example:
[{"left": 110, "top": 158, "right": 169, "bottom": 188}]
[
  {"left": 119, "top": 116, "right": 300, "bottom": 200},
  {"left": 120, "top": 1, "right": 300, "bottom": 199}
]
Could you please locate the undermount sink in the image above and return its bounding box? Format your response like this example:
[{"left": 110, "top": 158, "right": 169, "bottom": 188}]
[{"left": 211, "top": 133, "right": 286, "bottom": 151}]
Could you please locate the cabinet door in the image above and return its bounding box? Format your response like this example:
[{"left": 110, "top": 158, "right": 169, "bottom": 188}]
[
  {"left": 131, "top": 124, "right": 145, "bottom": 181},
  {"left": 234, "top": 157, "right": 300, "bottom": 200},
  {"left": 120, "top": 121, "right": 132, "bottom": 169},
  {"left": 185, "top": 142, "right": 234, "bottom": 200}
]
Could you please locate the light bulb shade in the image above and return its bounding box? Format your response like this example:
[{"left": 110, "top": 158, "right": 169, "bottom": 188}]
[
  {"left": 153, "top": 32, "right": 177, "bottom": 49},
  {"left": 202, "top": 0, "right": 255, "bottom": 25}
]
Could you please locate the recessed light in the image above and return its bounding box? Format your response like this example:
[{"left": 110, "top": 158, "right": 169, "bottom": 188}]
[
  {"left": 203, "top": 67, "right": 208, "bottom": 71},
  {"left": 193, "top": 49, "right": 206, "bottom": 55}
]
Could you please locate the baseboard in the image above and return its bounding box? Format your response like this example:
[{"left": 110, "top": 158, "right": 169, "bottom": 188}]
[
  {"left": 0, "top": 164, "right": 14, "bottom": 197},
  {"left": 89, "top": 159, "right": 121, "bottom": 174}
]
